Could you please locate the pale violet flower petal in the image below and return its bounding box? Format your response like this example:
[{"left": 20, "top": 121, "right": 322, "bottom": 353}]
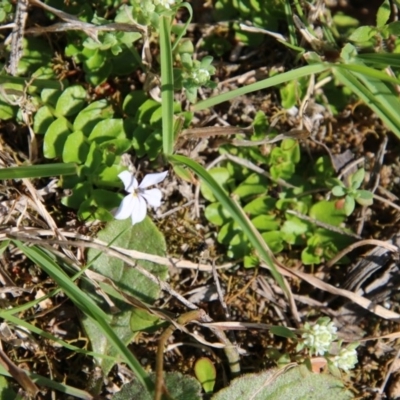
[
  {"left": 141, "top": 188, "right": 162, "bottom": 208},
  {"left": 114, "top": 194, "right": 136, "bottom": 220},
  {"left": 131, "top": 195, "right": 147, "bottom": 225},
  {"left": 139, "top": 171, "right": 168, "bottom": 189},
  {"left": 118, "top": 171, "right": 138, "bottom": 193}
]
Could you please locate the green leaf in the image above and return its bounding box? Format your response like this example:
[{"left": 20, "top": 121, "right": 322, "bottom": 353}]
[
  {"left": 243, "top": 196, "right": 276, "bottom": 216},
  {"left": 82, "top": 218, "right": 168, "bottom": 375},
  {"left": 309, "top": 200, "right": 346, "bottom": 226},
  {"left": 0, "top": 99, "right": 17, "bottom": 120},
  {"left": 55, "top": 85, "right": 87, "bottom": 117},
  {"left": 33, "top": 105, "right": 55, "bottom": 134},
  {"left": 355, "top": 190, "right": 374, "bottom": 206},
  {"left": 212, "top": 366, "right": 353, "bottom": 400},
  {"left": 73, "top": 99, "right": 114, "bottom": 136},
  {"left": 348, "top": 26, "right": 377, "bottom": 42},
  {"left": 233, "top": 173, "right": 269, "bottom": 200},
  {"left": 113, "top": 372, "right": 202, "bottom": 400},
  {"left": 376, "top": 0, "right": 391, "bottom": 28},
  {"left": 123, "top": 91, "right": 149, "bottom": 117},
  {"left": 332, "top": 185, "right": 346, "bottom": 197},
  {"left": 194, "top": 358, "right": 216, "bottom": 394},
  {"left": 205, "top": 202, "right": 231, "bottom": 226},
  {"left": 270, "top": 326, "right": 297, "bottom": 339},
  {"left": 88, "top": 119, "right": 125, "bottom": 144},
  {"left": 386, "top": 21, "right": 400, "bottom": 35},
  {"left": 200, "top": 167, "right": 231, "bottom": 202},
  {"left": 261, "top": 231, "right": 284, "bottom": 253},
  {"left": 129, "top": 309, "right": 163, "bottom": 333},
  {"left": 61, "top": 182, "right": 92, "bottom": 209},
  {"left": 43, "top": 117, "right": 72, "bottom": 159},
  {"left": 251, "top": 215, "right": 280, "bottom": 232},
  {"left": 349, "top": 168, "right": 365, "bottom": 189},
  {"left": 281, "top": 218, "right": 309, "bottom": 245},
  {"left": 62, "top": 131, "right": 89, "bottom": 163},
  {"left": 344, "top": 195, "right": 355, "bottom": 216}
]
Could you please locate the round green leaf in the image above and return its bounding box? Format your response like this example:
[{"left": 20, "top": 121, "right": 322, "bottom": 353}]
[
  {"left": 200, "top": 167, "right": 231, "bottom": 202},
  {"left": 309, "top": 200, "right": 346, "bottom": 226},
  {"left": 194, "top": 358, "right": 216, "bottom": 394},
  {"left": 33, "top": 105, "right": 55, "bottom": 134},
  {"left": 243, "top": 196, "right": 276, "bottom": 216},
  {"left": 88, "top": 119, "right": 125, "bottom": 143},
  {"left": 73, "top": 99, "right": 114, "bottom": 136},
  {"left": 233, "top": 173, "right": 269, "bottom": 200},
  {"left": 43, "top": 117, "right": 72, "bottom": 158},
  {"left": 261, "top": 231, "right": 284, "bottom": 253},
  {"left": 55, "top": 85, "right": 87, "bottom": 117},
  {"left": 62, "top": 131, "right": 89, "bottom": 163},
  {"left": 332, "top": 185, "right": 346, "bottom": 197},
  {"left": 205, "top": 202, "right": 231, "bottom": 226},
  {"left": 251, "top": 215, "right": 280, "bottom": 232}
]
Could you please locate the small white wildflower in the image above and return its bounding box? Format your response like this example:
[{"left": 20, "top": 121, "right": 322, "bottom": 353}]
[
  {"left": 302, "top": 321, "right": 337, "bottom": 356},
  {"left": 192, "top": 68, "right": 210, "bottom": 85},
  {"left": 332, "top": 347, "right": 358, "bottom": 371},
  {"left": 114, "top": 170, "right": 168, "bottom": 225},
  {"left": 153, "top": 0, "right": 176, "bottom": 9}
]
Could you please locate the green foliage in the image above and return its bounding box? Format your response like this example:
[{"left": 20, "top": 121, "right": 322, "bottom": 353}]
[
  {"left": 210, "top": 0, "right": 286, "bottom": 55},
  {"left": 331, "top": 168, "right": 374, "bottom": 216},
  {"left": 212, "top": 365, "right": 353, "bottom": 400},
  {"left": 83, "top": 218, "right": 168, "bottom": 375},
  {"left": 113, "top": 372, "right": 202, "bottom": 400},
  {"left": 194, "top": 358, "right": 217, "bottom": 394},
  {"left": 202, "top": 130, "right": 355, "bottom": 266}
]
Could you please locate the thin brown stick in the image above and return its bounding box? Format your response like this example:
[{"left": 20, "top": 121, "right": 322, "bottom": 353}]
[
  {"left": 326, "top": 239, "right": 398, "bottom": 268},
  {"left": 154, "top": 310, "right": 206, "bottom": 400}
]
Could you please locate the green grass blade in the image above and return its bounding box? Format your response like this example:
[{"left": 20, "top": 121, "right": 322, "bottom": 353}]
[
  {"left": 333, "top": 66, "right": 400, "bottom": 138},
  {"left": 13, "top": 241, "right": 154, "bottom": 395},
  {"left": 0, "top": 364, "right": 93, "bottom": 400},
  {"left": 335, "top": 63, "right": 400, "bottom": 85},
  {"left": 1, "top": 313, "right": 116, "bottom": 361},
  {"left": 283, "top": 0, "right": 298, "bottom": 48},
  {"left": 0, "top": 75, "right": 64, "bottom": 90},
  {"left": 171, "top": 2, "right": 193, "bottom": 52},
  {"left": 169, "top": 155, "right": 287, "bottom": 294},
  {"left": 160, "top": 15, "right": 175, "bottom": 155},
  {"left": 356, "top": 53, "right": 400, "bottom": 67},
  {"left": 0, "top": 163, "right": 77, "bottom": 179},
  {"left": 192, "top": 63, "right": 329, "bottom": 111}
]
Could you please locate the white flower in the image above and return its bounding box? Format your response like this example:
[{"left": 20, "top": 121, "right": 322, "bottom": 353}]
[
  {"left": 302, "top": 321, "right": 337, "bottom": 356},
  {"left": 332, "top": 347, "right": 358, "bottom": 371},
  {"left": 114, "top": 170, "right": 168, "bottom": 225},
  {"left": 192, "top": 68, "right": 210, "bottom": 85},
  {"left": 153, "top": 0, "right": 176, "bottom": 9}
]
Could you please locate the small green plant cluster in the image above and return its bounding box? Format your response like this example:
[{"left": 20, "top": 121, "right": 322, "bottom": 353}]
[
  {"left": 346, "top": 0, "right": 400, "bottom": 51},
  {"left": 201, "top": 113, "right": 369, "bottom": 267},
  {"left": 0, "top": 0, "right": 13, "bottom": 24},
  {"left": 207, "top": 0, "right": 285, "bottom": 56}
]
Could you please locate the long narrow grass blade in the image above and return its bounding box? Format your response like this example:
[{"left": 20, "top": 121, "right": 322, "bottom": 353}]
[
  {"left": 13, "top": 241, "right": 154, "bottom": 395},
  {"left": 2, "top": 313, "right": 116, "bottom": 361},
  {"left": 333, "top": 66, "right": 400, "bottom": 138},
  {"left": 171, "top": 2, "right": 193, "bottom": 52},
  {"left": 356, "top": 53, "right": 400, "bottom": 67},
  {"left": 169, "top": 155, "right": 287, "bottom": 294},
  {"left": 159, "top": 15, "right": 175, "bottom": 155},
  {"left": 0, "top": 163, "right": 77, "bottom": 179},
  {"left": 0, "top": 364, "right": 93, "bottom": 400},
  {"left": 192, "top": 63, "right": 329, "bottom": 111}
]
